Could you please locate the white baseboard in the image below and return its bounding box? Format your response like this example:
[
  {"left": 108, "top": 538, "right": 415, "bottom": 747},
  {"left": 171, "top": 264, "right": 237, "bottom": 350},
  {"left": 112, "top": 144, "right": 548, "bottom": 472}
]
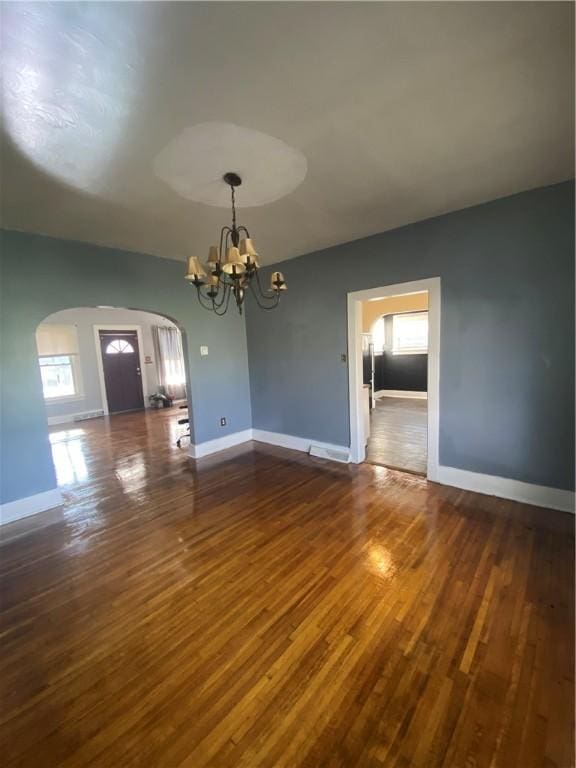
[
  {"left": 252, "top": 429, "right": 350, "bottom": 463},
  {"left": 188, "top": 428, "right": 351, "bottom": 464},
  {"left": 48, "top": 414, "right": 78, "bottom": 426},
  {"left": 436, "top": 465, "right": 575, "bottom": 514},
  {"left": 47, "top": 410, "right": 105, "bottom": 426},
  {"left": 188, "top": 429, "right": 253, "bottom": 459},
  {"left": 375, "top": 390, "right": 427, "bottom": 399},
  {"left": 0, "top": 488, "right": 63, "bottom": 526}
]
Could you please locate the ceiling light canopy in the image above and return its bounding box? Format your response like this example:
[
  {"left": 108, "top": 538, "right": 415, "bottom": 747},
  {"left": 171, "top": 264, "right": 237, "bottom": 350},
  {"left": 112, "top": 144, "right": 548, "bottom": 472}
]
[{"left": 185, "top": 173, "right": 287, "bottom": 315}]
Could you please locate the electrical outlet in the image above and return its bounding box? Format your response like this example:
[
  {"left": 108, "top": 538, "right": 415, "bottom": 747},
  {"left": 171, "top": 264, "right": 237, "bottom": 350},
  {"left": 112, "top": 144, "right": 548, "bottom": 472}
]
[{"left": 220, "top": 417, "right": 227, "bottom": 427}]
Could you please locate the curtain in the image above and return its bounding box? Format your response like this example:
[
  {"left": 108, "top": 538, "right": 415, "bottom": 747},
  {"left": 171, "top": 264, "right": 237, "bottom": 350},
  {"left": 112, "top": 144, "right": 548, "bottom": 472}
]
[
  {"left": 152, "top": 326, "right": 187, "bottom": 400},
  {"left": 36, "top": 324, "right": 79, "bottom": 355}
]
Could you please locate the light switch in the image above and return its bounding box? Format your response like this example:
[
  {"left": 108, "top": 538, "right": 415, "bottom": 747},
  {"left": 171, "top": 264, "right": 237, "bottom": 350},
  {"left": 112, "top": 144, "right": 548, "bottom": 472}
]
[{"left": 200, "top": 345, "right": 209, "bottom": 356}]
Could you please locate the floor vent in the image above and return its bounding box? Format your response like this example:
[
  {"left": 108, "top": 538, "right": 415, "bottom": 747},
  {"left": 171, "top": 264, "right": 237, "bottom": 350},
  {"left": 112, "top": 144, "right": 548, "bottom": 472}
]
[
  {"left": 74, "top": 410, "right": 105, "bottom": 422},
  {"left": 309, "top": 445, "right": 350, "bottom": 463}
]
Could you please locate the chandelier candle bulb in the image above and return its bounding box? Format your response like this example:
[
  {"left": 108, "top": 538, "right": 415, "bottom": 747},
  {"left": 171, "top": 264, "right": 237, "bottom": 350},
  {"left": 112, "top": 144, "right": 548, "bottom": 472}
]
[
  {"left": 205, "top": 273, "right": 219, "bottom": 298},
  {"left": 222, "top": 246, "right": 246, "bottom": 275},
  {"left": 271, "top": 271, "right": 287, "bottom": 291},
  {"left": 239, "top": 238, "right": 260, "bottom": 269},
  {"left": 207, "top": 246, "right": 220, "bottom": 269},
  {"left": 239, "top": 238, "right": 257, "bottom": 256}
]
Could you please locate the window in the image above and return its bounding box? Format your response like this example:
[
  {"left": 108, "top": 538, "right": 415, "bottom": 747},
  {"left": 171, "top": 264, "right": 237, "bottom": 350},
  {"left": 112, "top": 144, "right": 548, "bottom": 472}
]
[
  {"left": 106, "top": 339, "right": 135, "bottom": 354},
  {"left": 392, "top": 312, "right": 428, "bottom": 355},
  {"left": 36, "top": 323, "right": 82, "bottom": 400},
  {"left": 39, "top": 355, "right": 78, "bottom": 398},
  {"left": 372, "top": 317, "right": 386, "bottom": 353}
]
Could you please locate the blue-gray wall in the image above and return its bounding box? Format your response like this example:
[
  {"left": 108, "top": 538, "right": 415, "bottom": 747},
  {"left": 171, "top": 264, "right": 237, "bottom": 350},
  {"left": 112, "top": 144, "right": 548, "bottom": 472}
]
[
  {"left": 246, "top": 182, "right": 575, "bottom": 491},
  {"left": 0, "top": 231, "right": 252, "bottom": 504}
]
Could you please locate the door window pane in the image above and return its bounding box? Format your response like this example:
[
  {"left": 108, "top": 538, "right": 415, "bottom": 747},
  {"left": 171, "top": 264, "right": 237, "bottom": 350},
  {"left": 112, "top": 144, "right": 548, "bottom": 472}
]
[{"left": 106, "top": 339, "right": 135, "bottom": 354}]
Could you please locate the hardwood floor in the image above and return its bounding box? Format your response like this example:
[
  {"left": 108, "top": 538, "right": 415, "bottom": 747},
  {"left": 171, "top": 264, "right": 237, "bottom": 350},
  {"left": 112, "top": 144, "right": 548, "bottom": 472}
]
[
  {"left": 367, "top": 396, "right": 427, "bottom": 474},
  {"left": 0, "top": 409, "right": 574, "bottom": 767}
]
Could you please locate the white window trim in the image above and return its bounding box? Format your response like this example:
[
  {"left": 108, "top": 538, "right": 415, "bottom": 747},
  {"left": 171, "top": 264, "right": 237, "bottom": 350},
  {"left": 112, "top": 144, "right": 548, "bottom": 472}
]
[{"left": 39, "top": 354, "right": 84, "bottom": 402}]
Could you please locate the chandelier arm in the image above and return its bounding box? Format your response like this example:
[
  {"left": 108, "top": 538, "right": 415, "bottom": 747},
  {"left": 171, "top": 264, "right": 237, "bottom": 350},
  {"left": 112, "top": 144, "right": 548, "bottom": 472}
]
[
  {"left": 252, "top": 268, "right": 281, "bottom": 305},
  {"left": 200, "top": 227, "right": 232, "bottom": 310},
  {"left": 195, "top": 280, "right": 232, "bottom": 315},
  {"left": 213, "top": 283, "right": 233, "bottom": 316},
  {"left": 218, "top": 226, "right": 231, "bottom": 265},
  {"left": 247, "top": 277, "right": 281, "bottom": 310},
  {"left": 209, "top": 275, "right": 232, "bottom": 309},
  {"left": 195, "top": 284, "right": 219, "bottom": 311},
  {"left": 205, "top": 285, "right": 225, "bottom": 310}
]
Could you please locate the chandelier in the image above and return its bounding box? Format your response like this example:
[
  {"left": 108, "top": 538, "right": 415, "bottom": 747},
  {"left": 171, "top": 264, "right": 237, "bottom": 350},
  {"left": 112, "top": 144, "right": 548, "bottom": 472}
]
[{"left": 184, "top": 172, "right": 287, "bottom": 315}]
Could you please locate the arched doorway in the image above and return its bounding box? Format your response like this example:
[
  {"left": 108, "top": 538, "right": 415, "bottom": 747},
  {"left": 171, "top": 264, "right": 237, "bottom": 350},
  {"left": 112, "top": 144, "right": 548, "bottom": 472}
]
[{"left": 35, "top": 306, "right": 191, "bottom": 490}]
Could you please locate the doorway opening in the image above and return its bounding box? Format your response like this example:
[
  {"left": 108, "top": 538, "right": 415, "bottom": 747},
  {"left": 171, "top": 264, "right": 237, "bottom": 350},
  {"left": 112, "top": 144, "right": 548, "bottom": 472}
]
[
  {"left": 347, "top": 278, "right": 440, "bottom": 480},
  {"left": 35, "top": 306, "right": 189, "bottom": 490}
]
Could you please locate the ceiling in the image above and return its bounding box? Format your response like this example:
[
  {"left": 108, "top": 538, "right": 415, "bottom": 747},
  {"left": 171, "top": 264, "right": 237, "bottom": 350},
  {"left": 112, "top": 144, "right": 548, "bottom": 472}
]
[{"left": 1, "top": 2, "right": 574, "bottom": 265}]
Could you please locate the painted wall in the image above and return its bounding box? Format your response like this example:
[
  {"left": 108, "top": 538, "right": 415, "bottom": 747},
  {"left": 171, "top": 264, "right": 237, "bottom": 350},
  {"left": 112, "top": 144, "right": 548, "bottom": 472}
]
[
  {"left": 38, "top": 308, "right": 178, "bottom": 421},
  {"left": 0, "top": 231, "right": 252, "bottom": 505},
  {"left": 246, "top": 182, "right": 575, "bottom": 491},
  {"left": 362, "top": 292, "right": 428, "bottom": 333}
]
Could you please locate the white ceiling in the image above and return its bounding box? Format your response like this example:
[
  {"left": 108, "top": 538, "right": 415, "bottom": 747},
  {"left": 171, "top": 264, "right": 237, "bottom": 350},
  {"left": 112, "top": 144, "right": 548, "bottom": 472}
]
[{"left": 1, "top": 2, "right": 574, "bottom": 265}]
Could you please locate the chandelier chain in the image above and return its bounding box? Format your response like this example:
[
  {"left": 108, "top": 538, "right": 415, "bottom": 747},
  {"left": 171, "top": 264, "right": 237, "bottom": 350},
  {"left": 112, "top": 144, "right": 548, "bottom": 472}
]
[{"left": 231, "top": 185, "right": 237, "bottom": 232}]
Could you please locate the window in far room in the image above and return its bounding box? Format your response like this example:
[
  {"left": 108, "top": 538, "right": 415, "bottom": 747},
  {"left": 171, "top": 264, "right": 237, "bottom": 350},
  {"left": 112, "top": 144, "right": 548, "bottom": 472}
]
[
  {"left": 392, "top": 312, "right": 428, "bottom": 355},
  {"left": 36, "top": 324, "right": 82, "bottom": 400},
  {"left": 372, "top": 317, "right": 386, "bottom": 353},
  {"left": 39, "top": 355, "right": 77, "bottom": 398}
]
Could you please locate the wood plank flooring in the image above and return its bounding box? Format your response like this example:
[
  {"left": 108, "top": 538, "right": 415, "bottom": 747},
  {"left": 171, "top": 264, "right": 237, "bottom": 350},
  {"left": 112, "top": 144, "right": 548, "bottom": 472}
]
[
  {"left": 0, "top": 409, "right": 574, "bottom": 767},
  {"left": 367, "top": 397, "right": 427, "bottom": 474}
]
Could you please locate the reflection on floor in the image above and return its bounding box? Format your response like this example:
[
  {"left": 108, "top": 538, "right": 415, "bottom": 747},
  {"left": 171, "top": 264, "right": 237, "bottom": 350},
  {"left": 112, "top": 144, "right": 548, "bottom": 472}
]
[
  {"left": 1, "top": 408, "right": 574, "bottom": 766},
  {"left": 367, "top": 396, "right": 427, "bottom": 473},
  {"left": 48, "top": 408, "right": 186, "bottom": 502}
]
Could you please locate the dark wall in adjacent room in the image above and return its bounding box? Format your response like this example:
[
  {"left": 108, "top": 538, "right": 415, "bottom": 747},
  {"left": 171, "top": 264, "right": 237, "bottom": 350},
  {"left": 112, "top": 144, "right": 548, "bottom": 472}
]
[
  {"left": 374, "top": 353, "right": 427, "bottom": 392},
  {"left": 374, "top": 313, "right": 428, "bottom": 392}
]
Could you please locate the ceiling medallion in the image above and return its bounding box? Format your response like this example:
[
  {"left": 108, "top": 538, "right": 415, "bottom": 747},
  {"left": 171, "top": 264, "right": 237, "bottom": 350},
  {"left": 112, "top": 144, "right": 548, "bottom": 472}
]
[{"left": 184, "top": 173, "right": 286, "bottom": 315}]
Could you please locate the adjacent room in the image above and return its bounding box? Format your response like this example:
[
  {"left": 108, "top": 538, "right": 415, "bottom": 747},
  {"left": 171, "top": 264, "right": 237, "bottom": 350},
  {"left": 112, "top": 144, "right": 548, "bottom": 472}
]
[
  {"left": 0, "top": 2, "right": 574, "bottom": 767},
  {"left": 362, "top": 291, "right": 429, "bottom": 473},
  {"left": 35, "top": 307, "right": 189, "bottom": 487}
]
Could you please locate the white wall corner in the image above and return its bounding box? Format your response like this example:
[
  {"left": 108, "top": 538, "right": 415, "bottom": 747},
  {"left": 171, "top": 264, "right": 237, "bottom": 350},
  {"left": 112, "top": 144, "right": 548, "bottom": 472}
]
[
  {"left": 188, "top": 429, "right": 253, "bottom": 459},
  {"left": 0, "top": 488, "right": 63, "bottom": 526},
  {"left": 436, "top": 465, "right": 575, "bottom": 514}
]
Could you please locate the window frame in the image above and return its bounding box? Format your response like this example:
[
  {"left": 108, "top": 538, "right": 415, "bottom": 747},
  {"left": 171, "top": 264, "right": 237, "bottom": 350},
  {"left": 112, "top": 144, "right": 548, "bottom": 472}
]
[
  {"left": 391, "top": 311, "right": 429, "bottom": 356},
  {"left": 38, "top": 353, "right": 84, "bottom": 402}
]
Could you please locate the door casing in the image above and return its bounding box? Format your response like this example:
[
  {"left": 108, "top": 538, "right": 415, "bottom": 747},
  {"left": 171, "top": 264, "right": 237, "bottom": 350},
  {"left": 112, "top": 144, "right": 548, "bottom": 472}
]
[
  {"left": 93, "top": 324, "right": 150, "bottom": 415},
  {"left": 347, "top": 277, "right": 441, "bottom": 479}
]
